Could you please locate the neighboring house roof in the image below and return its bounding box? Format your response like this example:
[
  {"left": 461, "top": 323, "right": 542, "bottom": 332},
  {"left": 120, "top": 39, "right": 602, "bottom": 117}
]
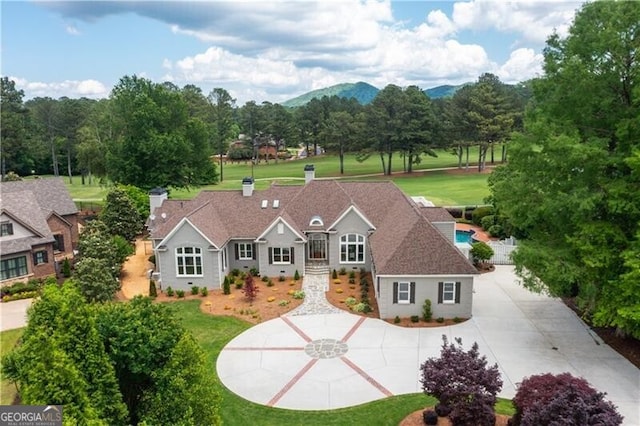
[
  {"left": 0, "top": 190, "right": 55, "bottom": 256},
  {"left": 149, "top": 180, "right": 477, "bottom": 276},
  {"left": 0, "top": 178, "right": 78, "bottom": 216}
]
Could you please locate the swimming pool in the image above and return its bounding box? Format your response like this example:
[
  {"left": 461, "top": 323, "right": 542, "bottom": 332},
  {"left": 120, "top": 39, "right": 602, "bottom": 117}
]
[{"left": 455, "top": 230, "right": 475, "bottom": 244}]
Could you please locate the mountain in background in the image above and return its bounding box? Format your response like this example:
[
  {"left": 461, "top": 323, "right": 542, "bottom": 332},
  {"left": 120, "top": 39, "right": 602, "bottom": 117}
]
[
  {"left": 281, "top": 82, "right": 379, "bottom": 107},
  {"left": 282, "top": 82, "right": 467, "bottom": 107}
]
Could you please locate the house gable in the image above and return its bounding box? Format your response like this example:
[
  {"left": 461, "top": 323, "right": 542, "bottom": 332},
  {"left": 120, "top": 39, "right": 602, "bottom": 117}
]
[
  {"left": 328, "top": 205, "right": 375, "bottom": 232},
  {"left": 158, "top": 218, "right": 218, "bottom": 250}
]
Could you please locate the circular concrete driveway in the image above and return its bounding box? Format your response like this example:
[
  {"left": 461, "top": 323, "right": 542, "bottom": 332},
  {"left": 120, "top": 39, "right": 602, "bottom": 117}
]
[{"left": 216, "top": 267, "right": 639, "bottom": 423}]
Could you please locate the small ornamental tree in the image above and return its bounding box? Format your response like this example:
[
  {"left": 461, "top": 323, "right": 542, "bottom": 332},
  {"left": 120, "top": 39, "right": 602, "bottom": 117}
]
[
  {"left": 514, "top": 373, "right": 623, "bottom": 426},
  {"left": 242, "top": 274, "right": 259, "bottom": 303},
  {"left": 420, "top": 335, "right": 502, "bottom": 426}
]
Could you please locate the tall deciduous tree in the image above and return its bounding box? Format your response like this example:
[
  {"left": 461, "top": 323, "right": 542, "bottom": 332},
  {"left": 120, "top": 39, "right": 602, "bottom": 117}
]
[
  {"left": 108, "top": 75, "right": 216, "bottom": 189},
  {"left": 0, "top": 77, "right": 32, "bottom": 178},
  {"left": 208, "top": 87, "right": 236, "bottom": 182},
  {"left": 489, "top": 1, "right": 640, "bottom": 338}
]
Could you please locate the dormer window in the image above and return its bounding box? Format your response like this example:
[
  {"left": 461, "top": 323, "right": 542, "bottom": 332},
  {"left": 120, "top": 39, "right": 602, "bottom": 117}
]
[{"left": 309, "top": 215, "right": 323, "bottom": 227}]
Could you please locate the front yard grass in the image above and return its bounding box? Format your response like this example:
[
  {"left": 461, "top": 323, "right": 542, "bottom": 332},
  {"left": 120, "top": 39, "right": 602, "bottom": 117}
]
[
  {"left": 0, "top": 300, "right": 515, "bottom": 422},
  {"left": 0, "top": 328, "right": 23, "bottom": 404}
]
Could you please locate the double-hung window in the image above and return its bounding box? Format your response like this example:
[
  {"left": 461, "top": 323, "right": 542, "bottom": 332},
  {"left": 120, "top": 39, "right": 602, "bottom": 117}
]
[
  {"left": 271, "top": 247, "right": 292, "bottom": 264},
  {"left": 34, "top": 251, "right": 48, "bottom": 265},
  {"left": 397, "top": 282, "right": 410, "bottom": 304},
  {"left": 176, "top": 247, "right": 203, "bottom": 276},
  {"left": 340, "top": 233, "right": 365, "bottom": 263},
  {"left": 442, "top": 282, "right": 456, "bottom": 304},
  {"left": 237, "top": 243, "right": 253, "bottom": 260}
]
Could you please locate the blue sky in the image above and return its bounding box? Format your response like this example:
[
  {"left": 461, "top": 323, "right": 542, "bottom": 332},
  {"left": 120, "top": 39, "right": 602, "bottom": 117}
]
[{"left": 1, "top": 1, "right": 583, "bottom": 105}]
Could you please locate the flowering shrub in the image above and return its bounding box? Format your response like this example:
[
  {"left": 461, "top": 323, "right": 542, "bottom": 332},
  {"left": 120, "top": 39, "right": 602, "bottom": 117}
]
[{"left": 420, "top": 336, "right": 502, "bottom": 426}]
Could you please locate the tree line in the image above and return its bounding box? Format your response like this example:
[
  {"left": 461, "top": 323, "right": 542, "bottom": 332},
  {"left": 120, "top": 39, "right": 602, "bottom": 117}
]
[{"left": 1, "top": 73, "right": 528, "bottom": 188}]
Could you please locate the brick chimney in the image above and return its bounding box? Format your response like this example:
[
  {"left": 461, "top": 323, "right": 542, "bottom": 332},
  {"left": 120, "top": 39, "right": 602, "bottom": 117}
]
[
  {"left": 304, "top": 164, "right": 315, "bottom": 184},
  {"left": 242, "top": 177, "right": 254, "bottom": 197}
]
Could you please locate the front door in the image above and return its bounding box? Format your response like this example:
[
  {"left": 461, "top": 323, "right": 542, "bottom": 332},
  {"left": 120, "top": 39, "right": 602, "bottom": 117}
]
[{"left": 308, "top": 233, "right": 327, "bottom": 261}]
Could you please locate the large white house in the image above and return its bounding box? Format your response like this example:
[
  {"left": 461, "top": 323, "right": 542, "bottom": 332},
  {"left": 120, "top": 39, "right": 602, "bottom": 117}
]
[{"left": 148, "top": 165, "right": 477, "bottom": 319}]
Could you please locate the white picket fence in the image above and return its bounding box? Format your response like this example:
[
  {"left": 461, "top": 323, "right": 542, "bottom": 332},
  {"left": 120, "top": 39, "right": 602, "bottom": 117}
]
[{"left": 488, "top": 238, "right": 517, "bottom": 265}]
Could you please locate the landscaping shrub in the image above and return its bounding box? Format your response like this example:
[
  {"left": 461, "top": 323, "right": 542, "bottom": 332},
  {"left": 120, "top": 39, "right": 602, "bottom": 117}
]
[
  {"left": 360, "top": 278, "right": 368, "bottom": 287},
  {"left": 190, "top": 286, "right": 199, "bottom": 295},
  {"left": 423, "top": 299, "right": 432, "bottom": 322},
  {"left": 294, "top": 270, "right": 300, "bottom": 281},
  {"left": 339, "top": 267, "right": 347, "bottom": 275},
  {"left": 423, "top": 409, "right": 438, "bottom": 425},
  {"left": 278, "top": 275, "right": 285, "bottom": 282},
  {"left": 471, "top": 241, "right": 494, "bottom": 266},
  {"left": 266, "top": 279, "right": 274, "bottom": 287},
  {"left": 411, "top": 315, "right": 419, "bottom": 323},
  {"left": 148, "top": 254, "right": 156, "bottom": 265},
  {"left": 446, "top": 207, "right": 463, "bottom": 219},
  {"left": 420, "top": 336, "right": 502, "bottom": 426},
  {"left": 231, "top": 268, "right": 240, "bottom": 277},
  {"left": 521, "top": 385, "right": 623, "bottom": 426},
  {"left": 61, "top": 258, "right": 72, "bottom": 277},
  {"left": 513, "top": 373, "right": 623, "bottom": 426},
  {"left": 149, "top": 280, "right": 157, "bottom": 298},
  {"left": 348, "top": 270, "right": 356, "bottom": 279},
  {"left": 436, "top": 317, "right": 444, "bottom": 323},
  {"left": 292, "top": 290, "right": 305, "bottom": 300},
  {"left": 261, "top": 275, "right": 269, "bottom": 282},
  {"left": 348, "top": 277, "right": 355, "bottom": 284},
  {"left": 463, "top": 207, "right": 475, "bottom": 221},
  {"left": 165, "top": 286, "right": 174, "bottom": 297},
  {"left": 359, "top": 267, "right": 367, "bottom": 278},
  {"left": 223, "top": 276, "right": 231, "bottom": 295},
  {"left": 480, "top": 214, "right": 496, "bottom": 231},
  {"left": 235, "top": 280, "right": 243, "bottom": 289},
  {"left": 453, "top": 317, "right": 462, "bottom": 323},
  {"left": 278, "top": 300, "right": 290, "bottom": 307},
  {"left": 176, "top": 289, "right": 185, "bottom": 298},
  {"left": 249, "top": 267, "right": 259, "bottom": 277},
  {"left": 488, "top": 224, "right": 504, "bottom": 238},
  {"left": 471, "top": 205, "right": 494, "bottom": 225},
  {"left": 200, "top": 287, "right": 208, "bottom": 297},
  {"left": 332, "top": 269, "right": 338, "bottom": 279},
  {"left": 393, "top": 316, "right": 401, "bottom": 324},
  {"left": 344, "top": 297, "right": 357, "bottom": 307}
]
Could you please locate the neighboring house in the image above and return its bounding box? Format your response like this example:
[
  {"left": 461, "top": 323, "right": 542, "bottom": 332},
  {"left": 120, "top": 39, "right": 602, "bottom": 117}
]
[
  {"left": 0, "top": 178, "right": 79, "bottom": 285},
  {"left": 149, "top": 166, "right": 477, "bottom": 319}
]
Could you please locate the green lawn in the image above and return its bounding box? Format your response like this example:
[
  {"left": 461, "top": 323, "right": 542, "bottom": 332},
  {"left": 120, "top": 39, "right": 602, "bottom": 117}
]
[
  {"left": 56, "top": 149, "right": 494, "bottom": 207},
  {"left": 0, "top": 301, "right": 515, "bottom": 422},
  {"left": 0, "top": 328, "right": 23, "bottom": 404}
]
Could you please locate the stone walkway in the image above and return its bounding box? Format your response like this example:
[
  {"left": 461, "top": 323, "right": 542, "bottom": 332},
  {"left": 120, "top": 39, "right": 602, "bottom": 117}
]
[{"left": 286, "top": 273, "right": 343, "bottom": 316}]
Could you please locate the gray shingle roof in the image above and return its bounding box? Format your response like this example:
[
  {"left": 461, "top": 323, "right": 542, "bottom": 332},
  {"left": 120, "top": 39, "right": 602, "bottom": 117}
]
[
  {"left": 150, "top": 180, "right": 476, "bottom": 276},
  {"left": 0, "top": 178, "right": 78, "bottom": 216},
  {"left": 0, "top": 190, "right": 55, "bottom": 255}
]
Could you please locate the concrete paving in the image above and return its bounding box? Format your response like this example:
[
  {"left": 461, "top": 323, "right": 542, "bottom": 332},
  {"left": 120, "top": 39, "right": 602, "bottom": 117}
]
[
  {"left": 217, "top": 266, "right": 640, "bottom": 424},
  {"left": 0, "top": 298, "right": 32, "bottom": 331}
]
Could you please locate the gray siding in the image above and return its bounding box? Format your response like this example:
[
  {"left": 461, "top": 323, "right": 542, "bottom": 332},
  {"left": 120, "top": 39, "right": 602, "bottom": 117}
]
[
  {"left": 156, "top": 222, "right": 221, "bottom": 292},
  {"left": 432, "top": 222, "right": 455, "bottom": 245},
  {"left": 376, "top": 276, "right": 473, "bottom": 319},
  {"left": 258, "top": 220, "right": 303, "bottom": 278},
  {"left": 228, "top": 240, "right": 259, "bottom": 275},
  {"left": 329, "top": 208, "right": 372, "bottom": 272}
]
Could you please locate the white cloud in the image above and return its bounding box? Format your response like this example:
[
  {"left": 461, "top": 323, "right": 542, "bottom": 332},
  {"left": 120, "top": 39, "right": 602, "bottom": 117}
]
[
  {"left": 11, "top": 77, "right": 109, "bottom": 99},
  {"left": 497, "top": 48, "right": 543, "bottom": 83},
  {"left": 65, "top": 24, "right": 80, "bottom": 35},
  {"left": 452, "top": 0, "right": 581, "bottom": 43}
]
